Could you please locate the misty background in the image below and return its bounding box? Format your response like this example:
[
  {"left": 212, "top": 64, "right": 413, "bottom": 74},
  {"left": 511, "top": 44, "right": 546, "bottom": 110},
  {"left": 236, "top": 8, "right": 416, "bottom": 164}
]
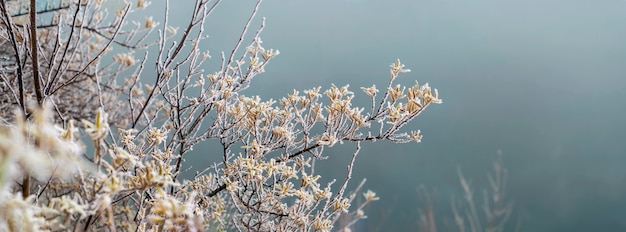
[{"left": 117, "top": 0, "right": 626, "bottom": 231}]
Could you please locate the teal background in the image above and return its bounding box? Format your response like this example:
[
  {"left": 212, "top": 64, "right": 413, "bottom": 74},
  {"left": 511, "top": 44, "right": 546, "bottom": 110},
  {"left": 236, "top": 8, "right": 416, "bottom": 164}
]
[{"left": 122, "top": 0, "right": 626, "bottom": 231}]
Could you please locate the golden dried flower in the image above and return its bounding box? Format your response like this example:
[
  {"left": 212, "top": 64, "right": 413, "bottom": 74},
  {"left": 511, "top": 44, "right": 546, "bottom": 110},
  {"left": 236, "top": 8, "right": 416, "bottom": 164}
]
[
  {"left": 249, "top": 56, "right": 259, "bottom": 67},
  {"left": 387, "top": 103, "right": 403, "bottom": 123},
  {"left": 303, "top": 86, "right": 322, "bottom": 101},
  {"left": 261, "top": 48, "right": 280, "bottom": 60},
  {"left": 147, "top": 128, "right": 167, "bottom": 145},
  {"left": 137, "top": 0, "right": 151, "bottom": 8},
  {"left": 82, "top": 108, "right": 109, "bottom": 140},
  {"left": 58, "top": 120, "right": 77, "bottom": 141},
  {"left": 144, "top": 16, "right": 158, "bottom": 29},
  {"left": 110, "top": 147, "right": 138, "bottom": 169},
  {"left": 241, "top": 139, "right": 266, "bottom": 158},
  {"left": 313, "top": 187, "right": 332, "bottom": 201},
  {"left": 361, "top": 84, "right": 379, "bottom": 97},
  {"left": 429, "top": 88, "right": 443, "bottom": 104},
  {"left": 223, "top": 178, "right": 241, "bottom": 192},
  {"left": 317, "top": 132, "right": 338, "bottom": 147},
  {"left": 294, "top": 189, "right": 314, "bottom": 205},
  {"left": 194, "top": 76, "right": 205, "bottom": 87},
  {"left": 314, "top": 219, "right": 333, "bottom": 232},
  {"left": 271, "top": 126, "right": 293, "bottom": 142},
  {"left": 276, "top": 182, "right": 294, "bottom": 196},
  {"left": 280, "top": 165, "right": 298, "bottom": 180},
  {"left": 113, "top": 53, "right": 136, "bottom": 67},
  {"left": 363, "top": 190, "right": 380, "bottom": 202},
  {"left": 410, "top": 130, "right": 423, "bottom": 143},
  {"left": 333, "top": 198, "right": 350, "bottom": 213},
  {"left": 300, "top": 171, "right": 320, "bottom": 188},
  {"left": 390, "top": 59, "right": 411, "bottom": 78},
  {"left": 356, "top": 209, "right": 366, "bottom": 219},
  {"left": 388, "top": 84, "right": 406, "bottom": 102},
  {"left": 116, "top": 8, "right": 124, "bottom": 17},
  {"left": 406, "top": 99, "right": 423, "bottom": 114},
  {"left": 120, "top": 128, "right": 138, "bottom": 145}
]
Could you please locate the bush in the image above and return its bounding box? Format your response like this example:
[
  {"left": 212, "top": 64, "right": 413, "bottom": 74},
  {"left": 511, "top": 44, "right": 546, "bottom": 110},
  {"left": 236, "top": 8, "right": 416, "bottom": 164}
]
[
  {"left": 416, "top": 155, "right": 515, "bottom": 232},
  {"left": 0, "top": 0, "right": 441, "bottom": 231}
]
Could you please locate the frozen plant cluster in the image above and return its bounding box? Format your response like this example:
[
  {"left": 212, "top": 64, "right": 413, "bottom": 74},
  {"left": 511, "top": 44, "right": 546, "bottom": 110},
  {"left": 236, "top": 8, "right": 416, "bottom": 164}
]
[{"left": 0, "top": 0, "right": 441, "bottom": 231}]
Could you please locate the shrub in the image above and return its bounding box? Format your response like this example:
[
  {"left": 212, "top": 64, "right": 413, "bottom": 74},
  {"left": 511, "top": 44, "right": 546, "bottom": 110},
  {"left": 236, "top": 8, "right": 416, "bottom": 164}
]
[
  {"left": 416, "top": 155, "right": 515, "bottom": 232},
  {"left": 0, "top": 0, "right": 441, "bottom": 231}
]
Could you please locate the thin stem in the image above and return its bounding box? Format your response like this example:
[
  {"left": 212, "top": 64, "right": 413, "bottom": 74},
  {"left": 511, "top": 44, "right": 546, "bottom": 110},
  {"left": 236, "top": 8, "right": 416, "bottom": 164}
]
[
  {"left": 29, "top": 0, "right": 42, "bottom": 104},
  {"left": 0, "top": 0, "right": 25, "bottom": 113}
]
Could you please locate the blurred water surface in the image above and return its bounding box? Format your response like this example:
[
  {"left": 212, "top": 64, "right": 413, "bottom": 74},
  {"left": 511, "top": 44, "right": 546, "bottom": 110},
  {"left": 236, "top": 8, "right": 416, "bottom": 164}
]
[{"left": 119, "top": 0, "right": 626, "bottom": 231}]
